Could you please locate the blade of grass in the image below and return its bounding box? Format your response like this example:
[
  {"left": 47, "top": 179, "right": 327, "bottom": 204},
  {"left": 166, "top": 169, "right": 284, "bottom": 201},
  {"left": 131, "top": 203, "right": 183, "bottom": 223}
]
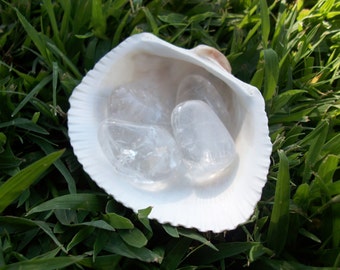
[
  {"left": 26, "top": 193, "right": 107, "bottom": 215},
  {"left": 66, "top": 226, "right": 95, "bottom": 252},
  {"left": 317, "top": 154, "right": 338, "bottom": 185},
  {"left": 332, "top": 204, "right": 340, "bottom": 249},
  {"left": 259, "top": 0, "right": 270, "bottom": 48},
  {"left": 0, "top": 118, "right": 49, "bottom": 134},
  {"left": 42, "top": 0, "right": 64, "bottom": 51},
  {"left": 0, "top": 216, "right": 67, "bottom": 253},
  {"left": 137, "top": 207, "right": 153, "bottom": 232},
  {"left": 11, "top": 74, "right": 52, "bottom": 117},
  {"left": 104, "top": 233, "right": 163, "bottom": 263},
  {"left": 91, "top": 0, "right": 107, "bottom": 38},
  {"left": 58, "top": 0, "right": 71, "bottom": 40},
  {"left": 46, "top": 42, "right": 82, "bottom": 79},
  {"left": 34, "top": 220, "right": 68, "bottom": 253},
  {"left": 112, "top": 10, "right": 131, "bottom": 46},
  {"left": 79, "top": 255, "right": 121, "bottom": 269},
  {"left": 1, "top": 256, "right": 84, "bottom": 270},
  {"left": 0, "top": 61, "right": 36, "bottom": 84},
  {"left": 13, "top": 5, "right": 52, "bottom": 64},
  {"left": 322, "top": 133, "right": 340, "bottom": 156},
  {"left": 28, "top": 136, "right": 77, "bottom": 194},
  {"left": 93, "top": 230, "right": 110, "bottom": 260},
  {"left": 103, "top": 213, "right": 134, "bottom": 229},
  {"left": 267, "top": 150, "right": 290, "bottom": 255},
  {"left": 186, "top": 242, "right": 257, "bottom": 265},
  {"left": 269, "top": 106, "right": 315, "bottom": 124},
  {"left": 118, "top": 228, "right": 148, "bottom": 248},
  {"left": 303, "top": 120, "right": 329, "bottom": 182},
  {"left": 178, "top": 228, "right": 218, "bottom": 251},
  {"left": 163, "top": 224, "right": 180, "bottom": 238},
  {"left": 161, "top": 238, "right": 192, "bottom": 270},
  {"left": 263, "top": 48, "right": 279, "bottom": 101},
  {"left": 71, "top": 220, "right": 115, "bottom": 231},
  {"left": 0, "top": 149, "right": 64, "bottom": 213},
  {"left": 142, "top": 7, "right": 159, "bottom": 35},
  {"left": 52, "top": 61, "right": 58, "bottom": 115}
]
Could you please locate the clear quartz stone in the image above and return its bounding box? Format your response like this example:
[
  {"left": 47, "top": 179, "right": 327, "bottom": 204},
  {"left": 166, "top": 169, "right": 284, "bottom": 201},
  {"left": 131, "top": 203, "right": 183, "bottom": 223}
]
[
  {"left": 171, "top": 100, "right": 236, "bottom": 182},
  {"left": 176, "top": 74, "right": 229, "bottom": 126},
  {"left": 107, "top": 79, "right": 171, "bottom": 126},
  {"left": 98, "top": 119, "right": 181, "bottom": 183}
]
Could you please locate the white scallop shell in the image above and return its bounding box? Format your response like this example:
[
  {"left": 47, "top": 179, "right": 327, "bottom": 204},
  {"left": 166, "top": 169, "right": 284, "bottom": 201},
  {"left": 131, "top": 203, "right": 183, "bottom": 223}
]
[{"left": 68, "top": 33, "right": 272, "bottom": 232}]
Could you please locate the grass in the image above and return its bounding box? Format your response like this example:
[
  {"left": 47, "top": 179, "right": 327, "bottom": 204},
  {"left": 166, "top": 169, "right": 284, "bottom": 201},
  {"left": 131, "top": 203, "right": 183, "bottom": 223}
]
[{"left": 0, "top": 0, "right": 339, "bottom": 269}]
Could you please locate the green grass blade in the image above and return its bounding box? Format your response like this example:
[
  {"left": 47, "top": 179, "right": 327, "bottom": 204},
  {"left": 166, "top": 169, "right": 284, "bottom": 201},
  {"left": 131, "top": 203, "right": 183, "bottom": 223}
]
[
  {"left": 42, "top": 0, "right": 64, "bottom": 50},
  {"left": 0, "top": 216, "right": 67, "bottom": 254},
  {"left": 52, "top": 61, "right": 58, "bottom": 115},
  {"left": 0, "top": 118, "right": 49, "bottom": 134},
  {"left": 0, "top": 149, "right": 64, "bottom": 213},
  {"left": 66, "top": 226, "right": 95, "bottom": 252},
  {"left": 34, "top": 220, "right": 68, "bottom": 253},
  {"left": 14, "top": 6, "right": 51, "bottom": 63},
  {"left": 303, "top": 120, "right": 329, "bottom": 182},
  {"left": 332, "top": 203, "right": 340, "bottom": 249},
  {"left": 104, "top": 233, "right": 163, "bottom": 263},
  {"left": 118, "top": 228, "right": 148, "bottom": 248},
  {"left": 28, "top": 136, "right": 77, "bottom": 194},
  {"left": 11, "top": 74, "right": 52, "bottom": 116},
  {"left": 68, "top": 220, "right": 115, "bottom": 231},
  {"left": 137, "top": 207, "right": 153, "bottom": 232},
  {"left": 163, "top": 224, "right": 180, "bottom": 238},
  {"left": 26, "top": 193, "right": 107, "bottom": 215},
  {"left": 322, "top": 133, "right": 340, "bottom": 156},
  {"left": 1, "top": 256, "right": 84, "bottom": 270},
  {"left": 46, "top": 42, "right": 82, "bottom": 79},
  {"left": 249, "top": 243, "right": 274, "bottom": 263},
  {"left": 178, "top": 228, "right": 218, "bottom": 251},
  {"left": 269, "top": 107, "right": 315, "bottom": 124},
  {"left": 91, "top": 0, "right": 107, "bottom": 38},
  {"left": 112, "top": 10, "right": 131, "bottom": 46},
  {"left": 93, "top": 230, "right": 110, "bottom": 260},
  {"left": 103, "top": 213, "right": 134, "bottom": 229},
  {"left": 0, "top": 60, "right": 36, "bottom": 83},
  {"left": 58, "top": 0, "right": 71, "bottom": 40},
  {"left": 267, "top": 150, "right": 290, "bottom": 255},
  {"left": 79, "top": 255, "right": 121, "bottom": 269},
  {"left": 142, "top": 7, "right": 159, "bottom": 35},
  {"left": 259, "top": 0, "right": 270, "bottom": 48},
  {"left": 271, "top": 89, "right": 307, "bottom": 113},
  {"left": 161, "top": 238, "right": 192, "bottom": 270},
  {"left": 317, "top": 154, "right": 338, "bottom": 185},
  {"left": 186, "top": 242, "right": 257, "bottom": 265},
  {"left": 263, "top": 48, "right": 279, "bottom": 101}
]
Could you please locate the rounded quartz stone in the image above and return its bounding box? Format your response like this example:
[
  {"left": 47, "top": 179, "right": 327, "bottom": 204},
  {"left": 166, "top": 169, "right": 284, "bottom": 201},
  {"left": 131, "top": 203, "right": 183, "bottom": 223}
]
[
  {"left": 171, "top": 100, "right": 236, "bottom": 183},
  {"left": 176, "top": 74, "right": 229, "bottom": 125},
  {"left": 99, "top": 119, "right": 181, "bottom": 184},
  {"left": 107, "top": 80, "right": 171, "bottom": 126}
]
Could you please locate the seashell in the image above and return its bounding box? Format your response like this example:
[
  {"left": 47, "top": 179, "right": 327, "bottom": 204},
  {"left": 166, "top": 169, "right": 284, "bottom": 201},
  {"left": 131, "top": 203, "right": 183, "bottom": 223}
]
[{"left": 68, "top": 33, "right": 272, "bottom": 232}]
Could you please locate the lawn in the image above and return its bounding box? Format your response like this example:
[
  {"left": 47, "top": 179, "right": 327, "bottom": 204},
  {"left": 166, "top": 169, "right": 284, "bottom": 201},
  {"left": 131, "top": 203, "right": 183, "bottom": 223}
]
[{"left": 0, "top": 0, "right": 339, "bottom": 269}]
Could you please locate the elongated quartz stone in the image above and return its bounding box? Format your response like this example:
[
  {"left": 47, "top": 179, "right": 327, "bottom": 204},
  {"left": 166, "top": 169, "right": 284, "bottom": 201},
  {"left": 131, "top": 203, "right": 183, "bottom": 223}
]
[
  {"left": 176, "top": 74, "right": 229, "bottom": 125},
  {"left": 171, "top": 100, "right": 236, "bottom": 183}
]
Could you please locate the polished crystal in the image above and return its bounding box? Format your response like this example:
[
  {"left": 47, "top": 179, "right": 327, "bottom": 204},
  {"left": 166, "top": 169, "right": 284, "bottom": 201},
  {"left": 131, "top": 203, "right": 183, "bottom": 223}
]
[{"left": 171, "top": 100, "right": 236, "bottom": 182}]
